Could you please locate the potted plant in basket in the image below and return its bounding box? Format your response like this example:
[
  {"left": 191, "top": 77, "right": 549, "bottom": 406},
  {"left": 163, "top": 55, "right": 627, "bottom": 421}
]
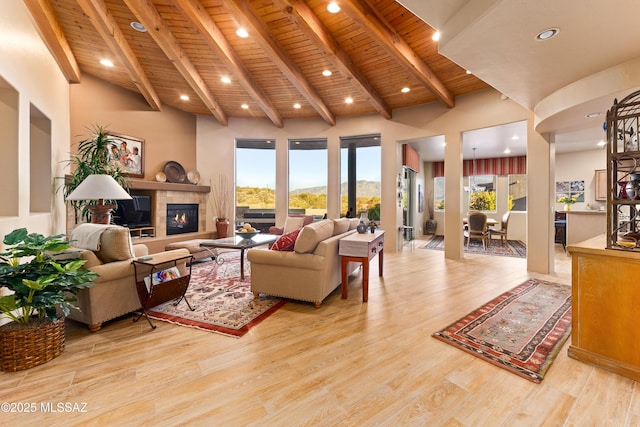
[
  {"left": 0, "top": 228, "right": 98, "bottom": 371},
  {"left": 60, "top": 124, "right": 130, "bottom": 223}
]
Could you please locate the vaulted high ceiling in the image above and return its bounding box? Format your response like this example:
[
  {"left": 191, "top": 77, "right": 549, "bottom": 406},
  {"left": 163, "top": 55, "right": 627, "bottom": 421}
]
[{"left": 24, "top": 0, "right": 489, "bottom": 128}]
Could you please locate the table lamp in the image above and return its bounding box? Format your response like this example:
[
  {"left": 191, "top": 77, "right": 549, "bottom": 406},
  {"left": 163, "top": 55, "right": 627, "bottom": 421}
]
[{"left": 66, "top": 174, "right": 132, "bottom": 224}]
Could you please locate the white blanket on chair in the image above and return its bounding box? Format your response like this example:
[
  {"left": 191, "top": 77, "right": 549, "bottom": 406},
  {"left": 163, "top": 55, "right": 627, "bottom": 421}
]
[{"left": 70, "top": 223, "right": 110, "bottom": 251}]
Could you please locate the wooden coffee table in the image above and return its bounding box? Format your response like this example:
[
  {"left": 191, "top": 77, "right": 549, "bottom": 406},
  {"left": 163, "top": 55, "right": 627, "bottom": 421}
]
[{"left": 200, "top": 234, "right": 277, "bottom": 280}]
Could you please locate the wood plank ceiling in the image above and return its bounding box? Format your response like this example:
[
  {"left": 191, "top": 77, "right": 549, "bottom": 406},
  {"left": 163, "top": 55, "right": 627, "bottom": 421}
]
[{"left": 25, "top": 0, "right": 489, "bottom": 127}]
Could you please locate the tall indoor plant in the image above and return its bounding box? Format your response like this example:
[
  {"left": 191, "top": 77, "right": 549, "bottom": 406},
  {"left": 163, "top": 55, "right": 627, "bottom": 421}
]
[
  {"left": 61, "top": 125, "right": 130, "bottom": 223},
  {"left": 0, "top": 228, "right": 98, "bottom": 371},
  {"left": 210, "top": 174, "right": 231, "bottom": 238}
]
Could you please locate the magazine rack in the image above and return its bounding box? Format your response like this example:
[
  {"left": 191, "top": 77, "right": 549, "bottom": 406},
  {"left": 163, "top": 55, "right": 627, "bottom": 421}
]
[{"left": 132, "top": 252, "right": 194, "bottom": 329}]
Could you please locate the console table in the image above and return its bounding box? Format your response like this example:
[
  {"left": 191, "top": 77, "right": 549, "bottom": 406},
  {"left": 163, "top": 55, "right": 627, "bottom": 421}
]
[{"left": 339, "top": 230, "right": 384, "bottom": 302}]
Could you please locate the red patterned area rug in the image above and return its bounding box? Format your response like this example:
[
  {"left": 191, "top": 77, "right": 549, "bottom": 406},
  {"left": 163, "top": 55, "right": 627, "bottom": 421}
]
[
  {"left": 147, "top": 252, "right": 286, "bottom": 338},
  {"left": 432, "top": 278, "right": 571, "bottom": 383}
]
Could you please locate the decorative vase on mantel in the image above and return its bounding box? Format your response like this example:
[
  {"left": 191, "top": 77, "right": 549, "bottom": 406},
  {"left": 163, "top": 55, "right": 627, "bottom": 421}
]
[
  {"left": 564, "top": 204, "right": 571, "bottom": 212},
  {"left": 216, "top": 217, "right": 229, "bottom": 238}
]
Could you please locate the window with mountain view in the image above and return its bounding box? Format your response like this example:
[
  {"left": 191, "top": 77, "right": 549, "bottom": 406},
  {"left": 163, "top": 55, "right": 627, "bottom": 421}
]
[
  {"left": 289, "top": 138, "right": 327, "bottom": 218},
  {"left": 340, "top": 134, "right": 381, "bottom": 220},
  {"left": 235, "top": 138, "right": 276, "bottom": 217}
]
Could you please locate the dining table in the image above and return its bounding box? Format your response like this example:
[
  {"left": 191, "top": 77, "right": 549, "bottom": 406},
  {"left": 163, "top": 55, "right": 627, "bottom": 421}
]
[{"left": 463, "top": 217, "right": 498, "bottom": 228}]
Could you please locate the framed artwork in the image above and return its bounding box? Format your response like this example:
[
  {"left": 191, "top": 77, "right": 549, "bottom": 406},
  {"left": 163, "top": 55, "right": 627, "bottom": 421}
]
[
  {"left": 109, "top": 133, "right": 144, "bottom": 178},
  {"left": 556, "top": 180, "right": 585, "bottom": 204},
  {"left": 555, "top": 181, "right": 570, "bottom": 192},
  {"left": 418, "top": 184, "right": 424, "bottom": 212}
]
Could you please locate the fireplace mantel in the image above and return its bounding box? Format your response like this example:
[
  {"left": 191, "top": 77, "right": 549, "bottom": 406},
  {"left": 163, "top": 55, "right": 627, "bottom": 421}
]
[{"left": 129, "top": 179, "right": 210, "bottom": 193}]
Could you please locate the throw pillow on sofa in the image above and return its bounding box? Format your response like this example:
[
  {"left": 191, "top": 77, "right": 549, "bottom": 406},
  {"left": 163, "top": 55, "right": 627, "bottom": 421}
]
[
  {"left": 294, "top": 219, "right": 334, "bottom": 254},
  {"left": 283, "top": 216, "right": 306, "bottom": 234},
  {"left": 271, "top": 229, "right": 301, "bottom": 251},
  {"left": 70, "top": 224, "right": 135, "bottom": 263},
  {"left": 332, "top": 218, "right": 350, "bottom": 235}
]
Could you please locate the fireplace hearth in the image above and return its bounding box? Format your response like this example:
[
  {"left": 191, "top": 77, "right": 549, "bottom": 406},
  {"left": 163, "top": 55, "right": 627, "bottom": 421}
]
[{"left": 167, "top": 203, "right": 199, "bottom": 235}]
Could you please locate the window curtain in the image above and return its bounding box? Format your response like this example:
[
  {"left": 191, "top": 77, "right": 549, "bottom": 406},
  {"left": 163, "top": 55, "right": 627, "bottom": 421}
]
[{"left": 432, "top": 156, "right": 526, "bottom": 177}]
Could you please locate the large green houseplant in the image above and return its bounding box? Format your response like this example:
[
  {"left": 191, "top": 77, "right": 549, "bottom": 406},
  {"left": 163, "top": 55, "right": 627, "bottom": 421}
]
[
  {"left": 0, "top": 228, "right": 98, "bottom": 371},
  {"left": 0, "top": 228, "right": 98, "bottom": 323},
  {"left": 62, "top": 125, "right": 130, "bottom": 222}
]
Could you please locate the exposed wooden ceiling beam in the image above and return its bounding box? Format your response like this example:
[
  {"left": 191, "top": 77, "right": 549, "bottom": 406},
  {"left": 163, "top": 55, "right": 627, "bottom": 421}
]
[
  {"left": 76, "top": 0, "right": 161, "bottom": 111},
  {"left": 175, "top": 0, "right": 282, "bottom": 128},
  {"left": 23, "top": 0, "right": 81, "bottom": 83},
  {"left": 275, "top": 0, "right": 392, "bottom": 119},
  {"left": 224, "top": 0, "right": 336, "bottom": 126},
  {"left": 122, "top": 0, "right": 228, "bottom": 126},
  {"left": 343, "top": 0, "right": 455, "bottom": 108}
]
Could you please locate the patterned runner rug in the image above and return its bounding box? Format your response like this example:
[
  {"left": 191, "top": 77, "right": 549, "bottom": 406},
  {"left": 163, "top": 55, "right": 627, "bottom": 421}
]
[
  {"left": 147, "top": 252, "right": 286, "bottom": 337},
  {"left": 432, "top": 278, "right": 571, "bottom": 383},
  {"left": 422, "top": 235, "right": 527, "bottom": 258}
]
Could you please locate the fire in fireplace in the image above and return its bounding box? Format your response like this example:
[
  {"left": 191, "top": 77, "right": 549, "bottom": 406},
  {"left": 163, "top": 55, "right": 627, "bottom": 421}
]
[{"left": 166, "top": 203, "right": 199, "bottom": 235}]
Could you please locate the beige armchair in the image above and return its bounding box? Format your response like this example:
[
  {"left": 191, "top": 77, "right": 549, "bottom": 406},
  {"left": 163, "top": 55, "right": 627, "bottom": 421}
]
[{"left": 66, "top": 224, "right": 189, "bottom": 331}]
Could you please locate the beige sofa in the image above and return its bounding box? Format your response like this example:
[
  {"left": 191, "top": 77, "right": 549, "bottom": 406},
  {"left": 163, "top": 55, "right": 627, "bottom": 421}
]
[
  {"left": 66, "top": 224, "right": 189, "bottom": 331},
  {"left": 247, "top": 218, "right": 359, "bottom": 307}
]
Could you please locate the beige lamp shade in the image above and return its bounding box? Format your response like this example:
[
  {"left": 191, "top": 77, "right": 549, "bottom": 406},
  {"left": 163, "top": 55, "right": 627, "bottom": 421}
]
[
  {"left": 66, "top": 174, "right": 132, "bottom": 201},
  {"left": 66, "top": 174, "right": 131, "bottom": 224}
]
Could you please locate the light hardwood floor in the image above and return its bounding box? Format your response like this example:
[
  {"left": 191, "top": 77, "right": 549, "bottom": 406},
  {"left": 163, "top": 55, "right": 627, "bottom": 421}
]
[{"left": 1, "top": 238, "right": 638, "bottom": 426}]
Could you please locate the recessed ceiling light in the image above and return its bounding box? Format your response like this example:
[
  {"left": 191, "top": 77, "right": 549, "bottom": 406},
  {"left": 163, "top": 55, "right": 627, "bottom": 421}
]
[
  {"left": 504, "top": 148, "right": 511, "bottom": 154},
  {"left": 345, "top": 97, "right": 353, "bottom": 104},
  {"left": 221, "top": 76, "right": 231, "bottom": 84},
  {"left": 100, "top": 59, "right": 114, "bottom": 67},
  {"left": 586, "top": 112, "right": 602, "bottom": 118},
  {"left": 322, "top": 70, "right": 332, "bottom": 77},
  {"left": 597, "top": 140, "right": 606, "bottom": 147},
  {"left": 130, "top": 21, "right": 146, "bottom": 32},
  {"left": 466, "top": 70, "right": 472, "bottom": 74},
  {"left": 536, "top": 28, "right": 559, "bottom": 41},
  {"left": 180, "top": 95, "right": 189, "bottom": 101},
  {"left": 293, "top": 103, "right": 301, "bottom": 109},
  {"left": 327, "top": 2, "right": 340, "bottom": 13},
  {"left": 512, "top": 135, "right": 519, "bottom": 140},
  {"left": 236, "top": 28, "right": 249, "bottom": 38},
  {"left": 432, "top": 31, "right": 440, "bottom": 41},
  {"left": 241, "top": 104, "right": 249, "bottom": 109},
  {"left": 401, "top": 87, "right": 410, "bottom": 93}
]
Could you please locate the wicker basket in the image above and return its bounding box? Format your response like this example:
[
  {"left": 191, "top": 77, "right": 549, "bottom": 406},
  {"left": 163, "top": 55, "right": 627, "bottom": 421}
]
[{"left": 0, "top": 316, "right": 65, "bottom": 371}]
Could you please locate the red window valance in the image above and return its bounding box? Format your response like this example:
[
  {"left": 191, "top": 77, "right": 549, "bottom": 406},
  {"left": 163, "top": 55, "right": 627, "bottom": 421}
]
[{"left": 432, "top": 156, "right": 526, "bottom": 177}]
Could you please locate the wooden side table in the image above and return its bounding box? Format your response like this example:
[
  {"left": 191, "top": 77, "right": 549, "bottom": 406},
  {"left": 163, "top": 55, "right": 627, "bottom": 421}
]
[
  {"left": 339, "top": 230, "right": 384, "bottom": 302},
  {"left": 132, "top": 252, "right": 194, "bottom": 329}
]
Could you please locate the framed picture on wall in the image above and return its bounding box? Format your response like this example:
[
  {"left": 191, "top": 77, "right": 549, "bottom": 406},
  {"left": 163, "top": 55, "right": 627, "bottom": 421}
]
[{"left": 109, "top": 133, "right": 144, "bottom": 178}]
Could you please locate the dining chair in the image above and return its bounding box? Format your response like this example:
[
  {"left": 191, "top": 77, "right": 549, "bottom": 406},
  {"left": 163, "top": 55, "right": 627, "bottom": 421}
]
[
  {"left": 489, "top": 211, "right": 510, "bottom": 245},
  {"left": 464, "top": 211, "right": 488, "bottom": 249}
]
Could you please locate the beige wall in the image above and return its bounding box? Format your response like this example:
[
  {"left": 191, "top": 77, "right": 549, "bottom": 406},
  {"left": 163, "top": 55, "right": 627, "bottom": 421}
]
[
  {"left": 70, "top": 74, "right": 197, "bottom": 182},
  {"left": 0, "top": 1, "right": 70, "bottom": 242}
]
